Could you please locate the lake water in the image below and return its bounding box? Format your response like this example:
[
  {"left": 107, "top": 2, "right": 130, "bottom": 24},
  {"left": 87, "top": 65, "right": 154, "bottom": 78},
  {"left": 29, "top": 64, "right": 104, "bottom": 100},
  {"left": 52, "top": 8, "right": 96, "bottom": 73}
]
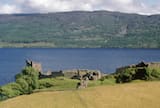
[{"left": 0, "top": 48, "right": 160, "bottom": 85}]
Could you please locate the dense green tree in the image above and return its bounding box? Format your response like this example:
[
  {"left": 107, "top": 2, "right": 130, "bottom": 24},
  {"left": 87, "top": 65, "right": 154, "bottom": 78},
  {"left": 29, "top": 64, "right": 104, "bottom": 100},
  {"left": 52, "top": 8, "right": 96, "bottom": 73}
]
[
  {"left": 15, "top": 78, "right": 29, "bottom": 94},
  {"left": 16, "top": 66, "right": 39, "bottom": 94}
]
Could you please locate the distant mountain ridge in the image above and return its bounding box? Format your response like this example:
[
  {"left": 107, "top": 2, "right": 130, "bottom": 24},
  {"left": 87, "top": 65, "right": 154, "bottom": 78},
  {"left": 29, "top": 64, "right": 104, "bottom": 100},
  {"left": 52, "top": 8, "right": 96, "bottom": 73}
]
[{"left": 0, "top": 11, "right": 160, "bottom": 48}]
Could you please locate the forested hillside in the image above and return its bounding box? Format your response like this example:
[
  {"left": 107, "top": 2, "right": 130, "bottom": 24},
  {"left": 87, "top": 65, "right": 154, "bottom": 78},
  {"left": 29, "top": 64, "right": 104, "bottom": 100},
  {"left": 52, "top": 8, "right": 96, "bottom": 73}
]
[{"left": 0, "top": 11, "right": 160, "bottom": 48}]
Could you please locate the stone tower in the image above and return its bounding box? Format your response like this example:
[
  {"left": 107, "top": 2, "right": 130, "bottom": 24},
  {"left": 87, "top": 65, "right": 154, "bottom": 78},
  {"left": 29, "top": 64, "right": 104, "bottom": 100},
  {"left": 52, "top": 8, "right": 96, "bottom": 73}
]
[{"left": 26, "top": 60, "right": 42, "bottom": 72}]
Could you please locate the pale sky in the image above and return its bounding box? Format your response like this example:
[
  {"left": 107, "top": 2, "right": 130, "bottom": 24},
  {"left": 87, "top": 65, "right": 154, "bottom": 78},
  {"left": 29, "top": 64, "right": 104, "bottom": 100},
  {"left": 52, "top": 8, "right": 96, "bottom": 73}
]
[{"left": 0, "top": 0, "right": 160, "bottom": 15}]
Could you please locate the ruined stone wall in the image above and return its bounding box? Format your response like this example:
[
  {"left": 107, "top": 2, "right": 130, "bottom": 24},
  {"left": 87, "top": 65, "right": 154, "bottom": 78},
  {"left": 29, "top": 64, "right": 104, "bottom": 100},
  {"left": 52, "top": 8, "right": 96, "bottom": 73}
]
[
  {"left": 32, "top": 62, "right": 42, "bottom": 72},
  {"left": 148, "top": 62, "right": 160, "bottom": 69},
  {"left": 62, "top": 69, "right": 102, "bottom": 80},
  {"left": 25, "top": 60, "right": 101, "bottom": 80},
  {"left": 26, "top": 60, "right": 42, "bottom": 72},
  {"left": 51, "top": 71, "right": 64, "bottom": 77}
]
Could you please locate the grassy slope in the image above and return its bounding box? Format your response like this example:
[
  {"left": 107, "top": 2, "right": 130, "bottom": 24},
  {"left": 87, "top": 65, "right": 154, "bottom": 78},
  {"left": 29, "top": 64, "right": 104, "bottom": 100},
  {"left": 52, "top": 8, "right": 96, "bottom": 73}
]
[
  {"left": 1, "top": 81, "right": 160, "bottom": 108},
  {"left": 37, "top": 77, "right": 115, "bottom": 91}
]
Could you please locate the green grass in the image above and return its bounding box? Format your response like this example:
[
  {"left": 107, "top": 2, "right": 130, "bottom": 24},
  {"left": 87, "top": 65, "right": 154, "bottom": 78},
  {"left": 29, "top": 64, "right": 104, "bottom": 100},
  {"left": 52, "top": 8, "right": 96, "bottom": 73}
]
[
  {"left": 88, "top": 77, "right": 116, "bottom": 87},
  {"left": 37, "top": 77, "right": 79, "bottom": 91},
  {"left": 36, "top": 77, "right": 116, "bottom": 92}
]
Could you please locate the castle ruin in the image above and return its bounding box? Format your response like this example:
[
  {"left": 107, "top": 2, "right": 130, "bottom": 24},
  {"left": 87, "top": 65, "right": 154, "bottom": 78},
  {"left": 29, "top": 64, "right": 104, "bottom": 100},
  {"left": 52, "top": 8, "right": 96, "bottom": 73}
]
[
  {"left": 25, "top": 60, "right": 102, "bottom": 81},
  {"left": 26, "top": 60, "right": 42, "bottom": 72}
]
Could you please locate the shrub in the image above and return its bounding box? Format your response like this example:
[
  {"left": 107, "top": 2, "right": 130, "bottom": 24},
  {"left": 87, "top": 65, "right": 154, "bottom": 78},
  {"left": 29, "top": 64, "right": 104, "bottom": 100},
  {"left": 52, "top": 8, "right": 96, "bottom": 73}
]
[
  {"left": 100, "top": 76, "right": 105, "bottom": 84},
  {"left": 115, "top": 67, "right": 160, "bottom": 83},
  {"left": 0, "top": 83, "right": 22, "bottom": 99},
  {"left": 116, "top": 68, "right": 136, "bottom": 83},
  {"left": 151, "top": 69, "right": 160, "bottom": 79},
  {"left": 39, "top": 79, "right": 54, "bottom": 89}
]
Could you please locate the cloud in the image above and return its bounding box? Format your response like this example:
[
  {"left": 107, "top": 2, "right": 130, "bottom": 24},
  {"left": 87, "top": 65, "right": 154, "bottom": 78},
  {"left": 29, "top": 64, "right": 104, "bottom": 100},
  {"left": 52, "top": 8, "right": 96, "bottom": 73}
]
[
  {"left": 14, "top": 0, "right": 95, "bottom": 12},
  {"left": 0, "top": 0, "right": 160, "bottom": 15},
  {"left": 0, "top": 3, "right": 21, "bottom": 14}
]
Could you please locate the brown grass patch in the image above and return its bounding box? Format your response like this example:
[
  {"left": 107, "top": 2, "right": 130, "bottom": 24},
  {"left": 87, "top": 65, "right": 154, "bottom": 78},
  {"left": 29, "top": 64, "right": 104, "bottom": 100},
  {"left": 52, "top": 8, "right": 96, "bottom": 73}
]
[{"left": 1, "top": 81, "right": 160, "bottom": 108}]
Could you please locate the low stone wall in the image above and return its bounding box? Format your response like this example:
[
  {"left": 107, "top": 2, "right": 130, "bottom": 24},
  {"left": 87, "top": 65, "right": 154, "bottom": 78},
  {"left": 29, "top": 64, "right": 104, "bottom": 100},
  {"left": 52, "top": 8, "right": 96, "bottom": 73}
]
[{"left": 39, "top": 71, "right": 64, "bottom": 79}]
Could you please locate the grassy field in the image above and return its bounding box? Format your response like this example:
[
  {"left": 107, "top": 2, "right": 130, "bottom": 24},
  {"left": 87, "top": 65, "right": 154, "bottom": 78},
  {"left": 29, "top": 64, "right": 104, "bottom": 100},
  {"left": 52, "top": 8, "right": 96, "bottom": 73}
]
[
  {"left": 0, "top": 81, "right": 160, "bottom": 108},
  {"left": 0, "top": 42, "right": 56, "bottom": 48}
]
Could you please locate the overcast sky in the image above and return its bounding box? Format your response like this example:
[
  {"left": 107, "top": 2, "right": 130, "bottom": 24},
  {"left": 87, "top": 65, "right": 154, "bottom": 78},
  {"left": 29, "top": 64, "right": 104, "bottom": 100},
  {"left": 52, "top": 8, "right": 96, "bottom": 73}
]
[{"left": 0, "top": 0, "right": 160, "bottom": 15}]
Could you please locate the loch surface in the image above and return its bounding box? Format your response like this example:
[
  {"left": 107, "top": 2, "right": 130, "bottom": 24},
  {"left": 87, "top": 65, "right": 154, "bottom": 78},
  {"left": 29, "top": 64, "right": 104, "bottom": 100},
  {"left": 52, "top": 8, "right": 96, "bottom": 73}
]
[{"left": 0, "top": 48, "right": 160, "bottom": 85}]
